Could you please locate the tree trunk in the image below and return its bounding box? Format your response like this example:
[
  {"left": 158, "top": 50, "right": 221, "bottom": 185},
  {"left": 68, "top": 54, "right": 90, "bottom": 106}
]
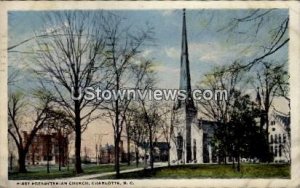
[
  {"left": 31, "top": 150, "right": 35, "bottom": 165},
  {"left": 114, "top": 74, "right": 121, "bottom": 178},
  {"left": 127, "top": 134, "right": 130, "bottom": 166},
  {"left": 67, "top": 153, "right": 70, "bottom": 171},
  {"left": 115, "top": 135, "right": 120, "bottom": 178},
  {"left": 149, "top": 129, "right": 154, "bottom": 170},
  {"left": 18, "top": 149, "right": 27, "bottom": 173},
  {"left": 237, "top": 154, "right": 241, "bottom": 172},
  {"left": 74, "top": 101, "right": 83, "bottom": 174},
  {"left": 265, "top": 108, "right": 269, "bottom": 138},
  {"left": 58, "top": 152, "right": 61, "bottom": 171},
  {"left": 58, "top": 134, "right": 62, "bottom": 171},
  {"left": 10, "top": 153, "right": 13, "bottom": 171},
  {"left": 135, "top": 145, "right": 139, "bottom": 168},
  {"left": 47, "top": 135, "right": 50, "bottom": 174},
  {"left": 167, "top": 144, "right": 170, "bottom": 167},
  {"left": 232, "top": 155, "right": 235, "bottom": 169},
  {"left": 144, "top": 147, "right": 147, "bottom": 169}
]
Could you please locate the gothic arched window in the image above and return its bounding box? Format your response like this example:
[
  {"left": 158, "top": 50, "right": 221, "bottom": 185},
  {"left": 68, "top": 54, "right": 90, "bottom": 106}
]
[
  {"left": 270, "top": 135, "right": 273, "bottom": 143},
  {"left": 193, "top": 139, "right": 197, "bottom": 161},
  {"left": 279, "top": 134, "right": 282, "bottom": 143},
  {"left": 177, "top": 134, "right": 183, "bottom": 160},
  {"left": 279, "top": 145, "right": 282, "bottom": 157}
]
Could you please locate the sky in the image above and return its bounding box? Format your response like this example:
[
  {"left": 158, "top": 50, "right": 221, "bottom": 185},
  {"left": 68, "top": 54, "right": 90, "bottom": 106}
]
[
  {"left": 8, "top": 9, "right": 288, "bottom": 90},
  {"left": 8, "top": 9, "right": 289, "bottom": 155}
]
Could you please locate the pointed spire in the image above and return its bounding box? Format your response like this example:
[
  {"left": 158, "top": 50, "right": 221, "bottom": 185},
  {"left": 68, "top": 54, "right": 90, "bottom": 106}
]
[
  {"left": 178, "top": 9, "right": 195, "bottom": 110},
  {"left": 179, "top": 8, "right": 191, "bottom": 92},
  {"left": 181, "top": 9, "right": 188, "bottom": 58}
]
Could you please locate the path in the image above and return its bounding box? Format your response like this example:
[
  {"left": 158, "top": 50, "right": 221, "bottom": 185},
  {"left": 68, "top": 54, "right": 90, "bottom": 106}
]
[{"left": 65, "top": 162, "right": 168, "bottom": 180}]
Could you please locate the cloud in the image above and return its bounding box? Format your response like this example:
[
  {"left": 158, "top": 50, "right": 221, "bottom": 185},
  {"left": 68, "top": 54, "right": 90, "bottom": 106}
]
[
  {"left": 164, "top": 47, "right": 180, "bottom": 59},
  {"left": 163, "top": 43, "right": 225, "bottom": 65},
  {"left": 153, "top": 64, "right": 179, "bottom": 73},
  {"left": 188, "top": 42, "right": 257, "bottom": 65},
  {"left": 141, "top": 49, "right": 154, "bottom": 58}
]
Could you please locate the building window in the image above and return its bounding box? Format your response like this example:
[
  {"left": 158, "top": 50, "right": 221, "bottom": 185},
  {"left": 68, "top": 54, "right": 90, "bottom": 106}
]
[
  {"left": 270, "top": 135, "right": 273, "bottom": 143},
  {"left": 279, "top": 134, "right": 282, "bottom": 143},
  {"left": 270, "top": 146, "right": 273, "bottom": 154},
  {"left": 272, "top": 128, "right": 276, "bottom": 131},
  {"left": 283, "top": 134, "right": 286, "bottom": 143},
  {"left": 275, "top": 146, "right": 278, "bottom": 157},
  {"left": 279, "top": 145, "right": 282, "bottom": 157},
  {"left": 275, "top": 134, "right": 278, "bottom": 144},
  {"left": 176, "top": 134, "right": 183, "bottom": 160},
  {"left": 271, "top": 121, "right": 275, "bottom": 125}
]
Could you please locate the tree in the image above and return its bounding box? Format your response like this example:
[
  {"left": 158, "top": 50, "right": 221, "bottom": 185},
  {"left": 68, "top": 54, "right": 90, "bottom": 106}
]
[
  {"left": 123, "top": 107, "right": 136, "bottom": 166},
  {"left": 127, "top": 108, "right": 148, "bottom": 168},
  {"left": 199, "top": 9, "right": 289, "bottom": 164},
  {"left": 196, "top": 63, "right": 245, "bottom": 164},
  {"left": 139, "top": 101, "right": 159, "bottom": 170},
  {"left": 42, "top": 109, "right": 73, "bottom": 171},
  {"left": 254, "top": 61, "right": 288, "bottom": 140},
  {"left": 8, "top": 91, "right": 52, "bottom": 173},
  {"left": 34, "top": 11, "right": 110, "bottom": 174},
  {"left": 218, "top": 9, "right": 288, "bottom": 72},
  {"left": 228, "top": 92, "right": 262, "bottom": 171},
  {"left": 156, "top": 102, "right": 174, "bottom": 167},
  {"left": 99, "top": 12, "right": 154, "bottom": 177}
]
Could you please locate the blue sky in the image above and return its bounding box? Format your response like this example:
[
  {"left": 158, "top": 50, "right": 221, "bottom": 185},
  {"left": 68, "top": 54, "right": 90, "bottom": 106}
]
[{"left": 8, "top": 9, "right": 288, "bottom": 90}]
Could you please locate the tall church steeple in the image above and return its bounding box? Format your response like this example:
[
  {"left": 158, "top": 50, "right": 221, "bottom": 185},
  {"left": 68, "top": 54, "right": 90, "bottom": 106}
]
[
  {"left": 174, "top": 9, "right": 197, "bottom": 163},
  {"left": 178, "top": 9, "right": 196, "bottom": 111}
]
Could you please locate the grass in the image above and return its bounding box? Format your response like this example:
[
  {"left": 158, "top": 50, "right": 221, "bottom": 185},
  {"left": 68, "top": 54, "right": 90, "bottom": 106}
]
[
  {"left": 97, "top": 163, "right": 290, "bottom": 179},
  {"left": 8, "top": 163, "right": 137, "bottom": 180}
]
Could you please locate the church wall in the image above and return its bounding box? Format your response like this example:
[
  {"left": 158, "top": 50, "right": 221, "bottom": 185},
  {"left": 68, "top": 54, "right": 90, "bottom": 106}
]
[
  {"left": 170, "top": 108, "right": 187, "bottom": 164},
  {"left": 191, "top": 121, "right": 203, "bottom": 163},
  {"left": 268, "top": 113, "right": 290, "bottom": 163}
]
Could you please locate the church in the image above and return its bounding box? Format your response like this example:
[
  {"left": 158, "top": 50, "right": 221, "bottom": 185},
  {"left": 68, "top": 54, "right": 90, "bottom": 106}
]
[
  {"left": 169, "top": 9, "right": 217, "bottom": 164},
  {"left": 169, "top": 10, "right": 291, "bottom": 165}
]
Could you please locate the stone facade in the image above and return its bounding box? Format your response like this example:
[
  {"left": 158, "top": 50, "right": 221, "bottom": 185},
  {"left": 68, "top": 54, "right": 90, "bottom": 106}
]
[
  {"left": 170, "top": 107, "right": 202, "bottom": 164},
  {"left": 268, "top": 109, "right": 290, "bottom": 163}
]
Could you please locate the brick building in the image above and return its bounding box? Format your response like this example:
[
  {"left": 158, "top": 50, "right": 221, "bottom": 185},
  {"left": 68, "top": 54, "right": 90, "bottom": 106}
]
[{"left": 23, "top": 131, "right": 69, "bottom": 166}]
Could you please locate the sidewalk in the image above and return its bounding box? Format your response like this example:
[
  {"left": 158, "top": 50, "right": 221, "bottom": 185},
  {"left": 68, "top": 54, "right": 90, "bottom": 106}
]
[{"left": 65, "top": 162, "right": 168, "bottom": 180}]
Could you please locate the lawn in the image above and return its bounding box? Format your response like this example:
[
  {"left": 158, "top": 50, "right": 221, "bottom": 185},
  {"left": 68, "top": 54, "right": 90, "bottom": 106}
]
[
  {"left": 8, "top": 163, "right": 137, "bottom": 180},
  {"left": 97, "top": 163, "right": 290, "bottom": 179}
]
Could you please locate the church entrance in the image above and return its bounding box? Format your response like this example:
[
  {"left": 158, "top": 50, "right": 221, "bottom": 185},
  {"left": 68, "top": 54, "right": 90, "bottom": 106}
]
[{"left": 177, "top": 134, "right": 183, "bottom": 161}]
